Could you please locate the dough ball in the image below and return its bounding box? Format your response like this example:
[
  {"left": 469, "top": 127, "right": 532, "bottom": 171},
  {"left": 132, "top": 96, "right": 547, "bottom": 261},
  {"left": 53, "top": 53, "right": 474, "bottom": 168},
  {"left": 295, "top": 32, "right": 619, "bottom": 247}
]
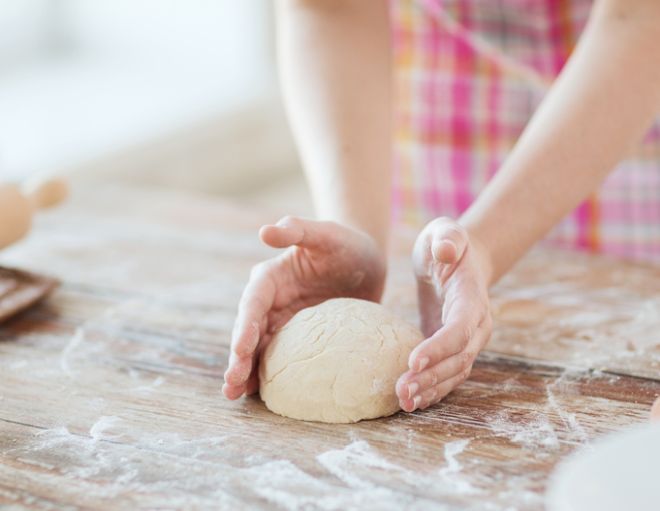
[{"left": 259, "top": 298, "right": 423, "bottom": 423}]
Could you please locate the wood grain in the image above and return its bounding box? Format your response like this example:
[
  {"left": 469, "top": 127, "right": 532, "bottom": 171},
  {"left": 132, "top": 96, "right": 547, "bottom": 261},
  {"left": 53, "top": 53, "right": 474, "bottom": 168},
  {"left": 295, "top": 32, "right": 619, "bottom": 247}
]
[{"left": 0, "top": 185, "right": 658, "bottom": 510}]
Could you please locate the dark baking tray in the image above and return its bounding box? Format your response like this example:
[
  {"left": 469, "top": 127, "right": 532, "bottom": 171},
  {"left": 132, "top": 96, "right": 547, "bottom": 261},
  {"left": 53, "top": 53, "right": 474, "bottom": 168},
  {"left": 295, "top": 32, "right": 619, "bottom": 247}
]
[{"left": 0, "top": 267, "right": 59, "bottom": 323}]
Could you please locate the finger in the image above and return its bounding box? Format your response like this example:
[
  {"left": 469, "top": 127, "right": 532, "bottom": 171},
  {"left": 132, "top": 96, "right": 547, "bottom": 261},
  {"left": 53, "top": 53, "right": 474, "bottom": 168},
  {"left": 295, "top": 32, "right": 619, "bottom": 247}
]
[
  {"left": 224, "top": 268, "right": 274, "bottom": 398},
  {"left": 408, "top": 312, "right": 480, "bottom": 372},
  {"left": 418, "top": 367, "right": 471, "bottom": 410},
  {"left": 224, "top": 350, "right": 260, "bottom": 399},
  {"left": 398, "top": 323, "right": 490, "bottom": 404},
  {"left": 397, "top": 349, "right": 471, "bottom": 402},
  {"left": 222, "top": 382, "right": 246, "bottom": 400},
  {"left": 401, "top": 367, "right": 470, "bottom": 412},
  {"left": 412, "top": 218, "right": 469, "bottom": 286},
  {"left": 259, "top": 222, "right": 304, "bottom": 248},
  {"left": 430, "top": 220, "right": 468, "bottom": 265},
  {"left": 222, "top": 349, "right": 251, "bottom": 400},
  {"left": 232, "top": 269, "right": 275, "bottom": 358},
  {"left": 223, "top": 352, "right": 253, "bottom": 386},
  {"left": 259, "top": 216, "right": 331, "bottom": 250},
  {"left": 410, "top": 283, "right": 489, "bottom": 371},
  {"left": 231, "top": 313, "right": 262, "bottom": 359}
]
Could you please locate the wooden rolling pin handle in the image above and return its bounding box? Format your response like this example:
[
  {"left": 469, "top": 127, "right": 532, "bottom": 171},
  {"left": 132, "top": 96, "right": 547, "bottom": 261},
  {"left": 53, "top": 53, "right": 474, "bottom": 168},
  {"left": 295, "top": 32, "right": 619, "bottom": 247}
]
[
  {"left": 22, "top": 177, "right": 69, "bottom": 210},
  {"left": 0, "top": 178, "right": 69, "bottom": 250},
  {"left": 0, "top": 184, "right": 32, "bottom": 250}
]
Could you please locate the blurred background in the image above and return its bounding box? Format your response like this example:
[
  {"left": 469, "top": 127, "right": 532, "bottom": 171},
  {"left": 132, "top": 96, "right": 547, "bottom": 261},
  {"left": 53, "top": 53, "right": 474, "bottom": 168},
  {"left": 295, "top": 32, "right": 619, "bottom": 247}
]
[{"left": 0, "top": 0, "right": 310, "bottom": 211}]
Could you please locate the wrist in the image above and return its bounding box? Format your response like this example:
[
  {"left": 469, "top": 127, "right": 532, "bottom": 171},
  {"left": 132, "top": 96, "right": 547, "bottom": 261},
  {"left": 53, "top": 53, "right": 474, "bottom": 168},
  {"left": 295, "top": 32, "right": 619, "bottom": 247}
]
[
  {"left": 464, "top": 225, "right": 496, "bottom": 288},
  {"left": 339, "top": 220, "right": 389, "bottom": 302},
  {"left": 312, "top": 195, "right": 390, "bottom": 253},
  {"left": 318, "top": 214, "right": 389, "bottom": 253},
  {"left": 325, "top": 217, "right": 388, "bottom": 269}
]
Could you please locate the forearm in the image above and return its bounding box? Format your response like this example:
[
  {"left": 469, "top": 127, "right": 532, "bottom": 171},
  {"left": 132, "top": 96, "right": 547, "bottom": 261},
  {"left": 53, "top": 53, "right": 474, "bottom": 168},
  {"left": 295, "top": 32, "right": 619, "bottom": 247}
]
[
  {"left": 276, "top": 0, "right": 392, "bottom": 249},
  {"left": 461, "top": 0, "right": 660, "bottom": 283}
]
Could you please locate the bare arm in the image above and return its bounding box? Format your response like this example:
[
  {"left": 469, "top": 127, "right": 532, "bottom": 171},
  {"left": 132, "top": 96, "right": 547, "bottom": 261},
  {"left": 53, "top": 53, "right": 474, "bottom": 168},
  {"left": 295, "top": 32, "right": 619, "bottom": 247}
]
[
  {"left": 276, "top": 0, "right": 392, "bottom": 249},
  {"left": 395, "top": 0, "right": 660, "bottom": 413},
  {"left": 223, "top": 2, "right": 391, "bottom": 400},
  {"left": 461, "top": 0, "right": 660, "bottom": 283}
]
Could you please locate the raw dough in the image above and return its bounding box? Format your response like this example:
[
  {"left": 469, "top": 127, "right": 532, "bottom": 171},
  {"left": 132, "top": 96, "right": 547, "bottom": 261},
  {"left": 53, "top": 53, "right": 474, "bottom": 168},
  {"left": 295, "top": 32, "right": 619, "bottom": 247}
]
[{"left": 259, "top": 298, "right": 423, "bottom": 423}]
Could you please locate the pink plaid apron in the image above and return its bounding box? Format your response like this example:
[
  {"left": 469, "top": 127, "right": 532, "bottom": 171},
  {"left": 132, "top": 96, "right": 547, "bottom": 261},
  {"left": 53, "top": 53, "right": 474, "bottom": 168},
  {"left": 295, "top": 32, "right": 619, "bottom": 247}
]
[{"left": 391, "top": 0, "right": 660, "bottom": 262}]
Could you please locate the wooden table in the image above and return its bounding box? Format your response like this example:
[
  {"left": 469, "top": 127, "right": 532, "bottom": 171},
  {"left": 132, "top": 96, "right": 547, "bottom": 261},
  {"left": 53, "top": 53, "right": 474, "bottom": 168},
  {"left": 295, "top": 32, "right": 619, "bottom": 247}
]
[{"left": 1, "top": 185, "right": 658, "bottom": 510}]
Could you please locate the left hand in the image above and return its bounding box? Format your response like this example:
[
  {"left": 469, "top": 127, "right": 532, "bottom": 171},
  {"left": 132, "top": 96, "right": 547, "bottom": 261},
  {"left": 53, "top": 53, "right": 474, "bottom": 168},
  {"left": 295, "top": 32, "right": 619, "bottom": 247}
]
[{"left": 396, "top": 217, "right": 493, "bottom": 412}]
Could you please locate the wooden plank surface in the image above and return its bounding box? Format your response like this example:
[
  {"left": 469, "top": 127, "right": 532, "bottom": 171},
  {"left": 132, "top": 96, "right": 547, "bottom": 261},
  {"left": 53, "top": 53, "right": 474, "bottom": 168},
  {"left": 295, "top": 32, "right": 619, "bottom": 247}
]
[{"left": 0, "top": 185, "right": 658, "bottom": 510}]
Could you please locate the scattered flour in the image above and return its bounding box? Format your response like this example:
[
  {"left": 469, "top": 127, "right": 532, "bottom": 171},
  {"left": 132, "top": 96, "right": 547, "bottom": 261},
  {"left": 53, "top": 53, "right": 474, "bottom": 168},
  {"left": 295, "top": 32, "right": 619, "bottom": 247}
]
[
  {"left": 486, "top": 410, "right": 559, "bottom": 450},
  {"left": 10, "top": 424, "right": 545, "bottom": 510},
  {"left": 312, "top": 439, "right": 481, "bottom": 506},
  {"left": 89, "top": 416, "right": 122, "bottom": 442},
  {"left": 9, "top": 360, "right": 28, "bottom": 370},
  {"left": 545, "top": 376, "right": 590, "bottom": 445},
  {"left": 317, "top": 440, "right": 409, "bottom": 490},
  {"left": 59, "top": 327, "right": 86, "bottom": 377},
  {"left": 133, "top": 376, "right": 166, "bottom": 394},
  {"left": 438, "top": 440, "right": 477, "bottom": 494},
  {"left": 441, "top": 439, "right": 469, "bottom": 474},
  {"left": 248, "top": 458, "right": 415, "bottom": 511}
]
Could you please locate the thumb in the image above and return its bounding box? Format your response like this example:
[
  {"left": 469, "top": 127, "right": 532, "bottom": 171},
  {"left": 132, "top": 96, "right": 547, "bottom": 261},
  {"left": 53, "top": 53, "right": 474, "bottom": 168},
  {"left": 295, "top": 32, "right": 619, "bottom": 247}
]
[
  {"left": 413, "top": 217, "right": 469, "bottom": 277},
  {"left": 259, "top": 216, "right": 330, "bottom": 250},
  {"left": 430, "top": 219, "right": 469, "bottom": 265}
]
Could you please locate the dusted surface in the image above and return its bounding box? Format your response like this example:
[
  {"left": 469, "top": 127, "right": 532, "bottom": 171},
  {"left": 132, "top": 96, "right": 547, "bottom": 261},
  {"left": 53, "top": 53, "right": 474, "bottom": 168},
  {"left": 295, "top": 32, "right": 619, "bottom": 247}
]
[{"left": 0, "top": 185, "right": 658, "bottom": 510}]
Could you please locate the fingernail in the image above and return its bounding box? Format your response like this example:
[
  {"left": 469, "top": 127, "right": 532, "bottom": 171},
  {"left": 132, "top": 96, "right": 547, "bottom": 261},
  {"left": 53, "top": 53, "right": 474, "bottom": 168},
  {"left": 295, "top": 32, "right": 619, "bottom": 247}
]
[
  {"left": 407, "top": 382, "right": 419, "bottom": 399},
  {"left": 443, "top": 240, "right": 456, "bottom": 253},
  {"left": 413, "top": 395, "right": 421, "bottom": 410},
  {"left": 433, "top": 240, "right": 455, "bottom": 261},
  {"left": 416, "top": 357, "right": 429, "bottom": 372}
]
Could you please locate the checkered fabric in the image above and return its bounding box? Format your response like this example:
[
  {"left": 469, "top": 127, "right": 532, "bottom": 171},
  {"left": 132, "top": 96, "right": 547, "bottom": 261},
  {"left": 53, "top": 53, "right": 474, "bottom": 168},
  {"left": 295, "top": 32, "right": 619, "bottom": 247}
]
[{"left": 391, "top": 0, "right": 660, "bottom": 262}]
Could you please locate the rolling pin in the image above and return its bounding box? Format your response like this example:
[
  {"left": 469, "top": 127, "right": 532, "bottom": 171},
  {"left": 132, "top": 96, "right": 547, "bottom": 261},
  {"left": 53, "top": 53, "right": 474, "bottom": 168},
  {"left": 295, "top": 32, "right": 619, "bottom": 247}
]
[{"left": 0, "top": 177, "right": 68, "bottom": 250}]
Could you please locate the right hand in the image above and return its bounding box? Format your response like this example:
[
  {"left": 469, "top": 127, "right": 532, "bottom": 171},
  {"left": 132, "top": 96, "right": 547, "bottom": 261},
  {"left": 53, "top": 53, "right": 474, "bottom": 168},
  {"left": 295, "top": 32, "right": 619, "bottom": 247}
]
[{"left": 222, "top": 216, "right": 386, "bottom": 400}]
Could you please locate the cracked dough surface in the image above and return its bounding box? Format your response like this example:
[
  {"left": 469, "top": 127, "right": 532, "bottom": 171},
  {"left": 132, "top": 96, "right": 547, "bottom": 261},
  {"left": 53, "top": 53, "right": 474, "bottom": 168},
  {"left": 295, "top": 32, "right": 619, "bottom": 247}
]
[{"left": 259, "top": 298, "right": 423, "bottom": 423}]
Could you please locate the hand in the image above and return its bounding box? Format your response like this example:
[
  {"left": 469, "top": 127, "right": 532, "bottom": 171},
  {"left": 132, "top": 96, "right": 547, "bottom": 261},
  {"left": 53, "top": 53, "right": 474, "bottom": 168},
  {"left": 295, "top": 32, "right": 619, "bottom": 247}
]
[
  {"left": 396, "top": 217, "right": 493, "bottom": 412},
  {"left": 222, "top": 216, "right": 386, "bottom": 400}
]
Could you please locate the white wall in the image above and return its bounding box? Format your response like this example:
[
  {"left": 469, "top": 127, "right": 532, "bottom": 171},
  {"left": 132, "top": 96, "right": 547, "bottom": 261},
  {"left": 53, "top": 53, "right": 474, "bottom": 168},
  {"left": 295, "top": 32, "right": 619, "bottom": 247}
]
[
  {"left": 0, "top": 0, "right": 53, "bottom": 67},
  {"left": 0, "top": 0, "right": 296, "bottom": 193}
]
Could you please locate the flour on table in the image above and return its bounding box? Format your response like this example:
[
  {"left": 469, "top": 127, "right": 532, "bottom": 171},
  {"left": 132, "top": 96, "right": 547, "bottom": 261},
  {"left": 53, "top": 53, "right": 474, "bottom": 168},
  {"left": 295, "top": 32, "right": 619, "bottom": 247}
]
[
  {"left": 89, "top": 416, "right": 122, "bottom": 442},
  {"left": 545, "top": 372, "right": 590, "bottom": 445},
  {"left": 486, "top": 410, "right": 559, "bottom": 450},
  {"left": 60, "top": 327, "right": 86, "bottom": 377}
]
